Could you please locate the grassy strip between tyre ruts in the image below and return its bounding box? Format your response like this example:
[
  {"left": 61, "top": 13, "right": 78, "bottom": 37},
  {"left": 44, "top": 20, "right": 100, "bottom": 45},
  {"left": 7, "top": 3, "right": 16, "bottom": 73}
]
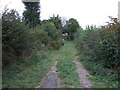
[{"left": 56, "top": 42, "right": 81, "bottom": 88}]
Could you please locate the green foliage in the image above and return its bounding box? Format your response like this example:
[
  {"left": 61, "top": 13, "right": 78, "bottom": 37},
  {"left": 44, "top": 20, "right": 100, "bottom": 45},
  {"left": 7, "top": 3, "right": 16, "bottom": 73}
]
[
  {"left": 2, "top": 9, "right": 30, "bottom": 66},
  {"left": 41, "top": 21, "right": 61, "bottom": 40},
  {"left": 75, "top": 18, "right": 119, "bottom": 88},
  {"left": 22, "top": 0, "right": 40, "bottom": 28},
  {"left": 65, "top": 18, "right": 80, "bottom": 40},
  {"left": 2, "top": 50, "right": 59, "bottom": 88},
  {"left": 75, "top": 29, "right": 88, "bottom": 53},
  {"left": 49, "top": 15, "right": 62, "bottom": 30},
  {"left": 51, "top": 40, "right": 63, "bottom": 50},
  {"left": 41, "top": 21, "right": 63, "bottom": 49},
  {"left": 78, "top": 54, "right": 106, "bottom": 76},
  {"left": 2, "top": 9, "right": 63, "bottom": 67},
  {"left": 91, "top": 18, "right": 120, "bottom": 70},
  {"left": 92, "top": 30, "right": 119, "bottom": 69},
  {"left": 78, "top": 54, "right": 118, "bottom": 88},
  {"left": 76, "top": 18, "right": 119, "bottom": 71},
  {"left": 56, "top": 42, "right": 80, "bottom": 88},
  {"left": 85, "top": 25, "right": 97, "bottom": 30},
  {"left": 57, "top": 57, "right": 80, "bottom": 88},
  {"left": 90, "top": 75, "right": 118, "bottom": 88},
  {"left": 2, "top": 42, "right": 78, "bottom": 88},
  {"left": 28, "top": 27, "right": 49, "bottom": 52}
]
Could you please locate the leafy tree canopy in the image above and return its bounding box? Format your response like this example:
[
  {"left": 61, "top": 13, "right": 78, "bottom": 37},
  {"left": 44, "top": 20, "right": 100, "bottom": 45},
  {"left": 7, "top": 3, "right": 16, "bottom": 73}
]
[{"left": 22, "top": 0, "right": 40, "bottom": 28}]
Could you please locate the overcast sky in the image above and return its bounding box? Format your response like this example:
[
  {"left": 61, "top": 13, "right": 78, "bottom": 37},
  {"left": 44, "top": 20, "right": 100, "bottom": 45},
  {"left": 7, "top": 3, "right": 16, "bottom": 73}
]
[{"left": 0, "top": 0, "right": 120, "bottom": 28}]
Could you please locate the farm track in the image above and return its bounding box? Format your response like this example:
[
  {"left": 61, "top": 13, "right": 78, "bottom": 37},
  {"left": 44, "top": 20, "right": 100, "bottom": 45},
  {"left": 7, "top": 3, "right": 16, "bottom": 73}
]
[
  {"left": 36, "top": 61, "right": 61, "bottom": 88},
  {"left": 36, "top": 42, "right": 92, "bottom": 88},
  {"left": 74, "top": 56, "right": 92, "bottom": 88}
]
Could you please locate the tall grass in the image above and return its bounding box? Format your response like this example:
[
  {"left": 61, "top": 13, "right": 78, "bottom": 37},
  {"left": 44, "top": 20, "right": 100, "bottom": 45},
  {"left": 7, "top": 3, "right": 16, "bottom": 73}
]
[{"left": 2, "top": 50, "right": 59, "bottom": 88}]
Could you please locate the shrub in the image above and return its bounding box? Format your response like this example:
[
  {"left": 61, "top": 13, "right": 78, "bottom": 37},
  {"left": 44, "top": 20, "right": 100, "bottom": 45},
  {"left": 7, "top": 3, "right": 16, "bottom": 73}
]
[
  {"left": 51, "top": 40, "right": 63, "bottom": 50},
  {"left": 28, "top": 26, "right": 49, "bottom": 52},
  {"left": 92, "top": 28, "right": 119, "bottom": 70},
  {"left": 41, "top": 21, "right": 61, "bottom": 40},
  {"left": 76, "top": 17, "right": 119, "bottom": 75},
  {"left": 2, "top": 9, "right": 30, "bottom": 66},
  {"left": 41, "top": 21, "right": 63, "bottom": 49},
  {"left": 2, "top": 10, "right": 64, "bottom": 67},
  {"left": 64, "top": 18, "right": 80, "bottom": 40}
]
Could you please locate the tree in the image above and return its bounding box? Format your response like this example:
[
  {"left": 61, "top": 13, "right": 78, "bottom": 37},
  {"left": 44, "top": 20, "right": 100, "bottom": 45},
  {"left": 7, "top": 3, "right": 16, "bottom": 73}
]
[
  {"left": 49, "top": 15, "right": 62, "bottom": 31},
  {"left": 65, "top": 18, "right": 79, "bottom": 40},
  {"left": 22, "top": 0, "right": 40, "bottom": 29},
  {"left": 41, "top": 20, "right": 61, "bottom": 41}
]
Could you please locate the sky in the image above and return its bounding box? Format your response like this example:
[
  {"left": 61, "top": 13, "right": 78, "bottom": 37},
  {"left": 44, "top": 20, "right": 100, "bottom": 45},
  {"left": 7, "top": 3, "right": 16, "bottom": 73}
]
[{"left": 0, "top": 0, "right": 120, "bottom": 28}]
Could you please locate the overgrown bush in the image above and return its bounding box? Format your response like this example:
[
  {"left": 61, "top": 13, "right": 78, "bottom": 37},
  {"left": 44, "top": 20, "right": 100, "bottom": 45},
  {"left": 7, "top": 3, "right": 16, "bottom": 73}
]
[
  {"left": 28, "top": 26, "right": 49, "bottom": 52},
  {"left": 2, "top": 10, "right": 30, "bottom": 66},
  {"left": 51, "top": 40, "right": 63, "bottom": 50},
  {"left": 76, "top": 18, "right": 119, "bottom": 75},
  {"left": 92, "top": 23, "right": 119, "bottom": 70},
  {"left": 41, "top": 21, "right": 61, "bottom": 40},
  {"left": 75, "top": 28, "right": 90, "bottom": 55},
  {"left": 41, "top": 21, "right": 63, "bottom": 49},
  {"left": 2, "top": 10, "right": 63, "bottom": 66}
]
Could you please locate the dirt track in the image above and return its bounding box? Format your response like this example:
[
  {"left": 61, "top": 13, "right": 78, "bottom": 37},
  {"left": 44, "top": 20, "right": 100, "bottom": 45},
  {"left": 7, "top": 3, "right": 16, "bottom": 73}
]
[
  {"left": 74, "top": 56, "right": 92, "bottom": 88},
  {"left": 36, "top": 61, "right": 60, "bottom": 88}
]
